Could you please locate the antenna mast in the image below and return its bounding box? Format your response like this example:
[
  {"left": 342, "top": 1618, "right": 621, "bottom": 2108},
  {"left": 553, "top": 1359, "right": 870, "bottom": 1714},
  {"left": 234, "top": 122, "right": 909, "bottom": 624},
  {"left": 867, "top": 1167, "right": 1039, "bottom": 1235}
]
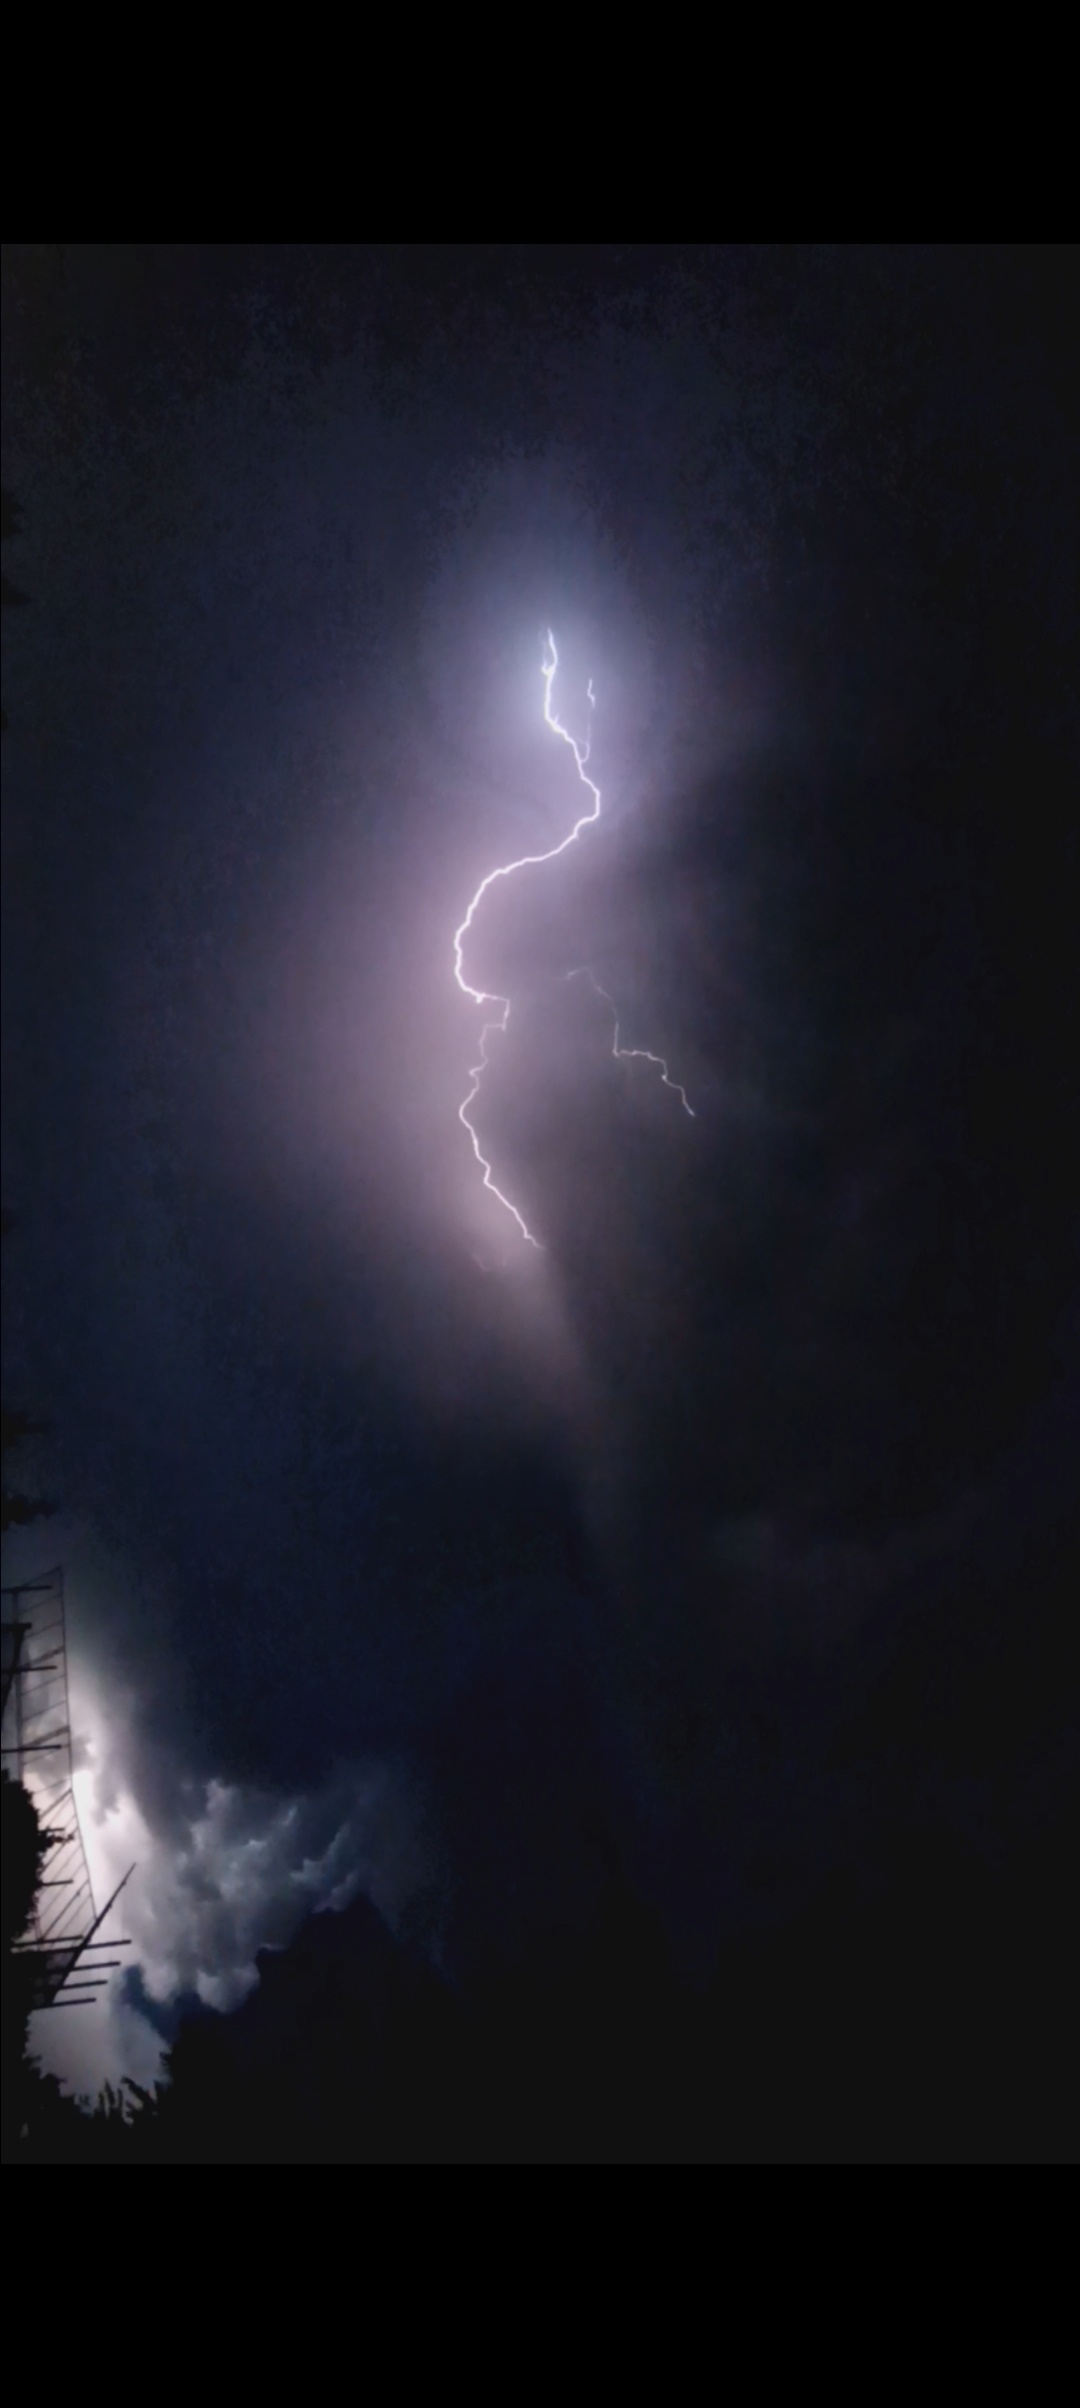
[{"left": 2, "top": 1570, "right": 132, "bottom": 2010}]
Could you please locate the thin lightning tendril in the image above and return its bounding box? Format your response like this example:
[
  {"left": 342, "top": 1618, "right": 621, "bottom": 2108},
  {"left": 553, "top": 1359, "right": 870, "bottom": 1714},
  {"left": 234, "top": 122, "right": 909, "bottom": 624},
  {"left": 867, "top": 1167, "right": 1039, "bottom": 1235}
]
[
  {"left": 453, "top": 629, "right": 693, "bottom": 1249},
  {"left": 566, "top": 966, "right": 695, "bottom": 1119}
]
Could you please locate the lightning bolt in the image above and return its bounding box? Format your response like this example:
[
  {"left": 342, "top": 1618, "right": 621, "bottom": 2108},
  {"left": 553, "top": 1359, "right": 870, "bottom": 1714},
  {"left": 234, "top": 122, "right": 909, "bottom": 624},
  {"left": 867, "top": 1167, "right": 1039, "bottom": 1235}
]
[
  {"left": 453, "top": 629, "right": 693, "bottom": 1247},
  {"left": 566, "top": 966, "right": 695, "bottom": 1118}
]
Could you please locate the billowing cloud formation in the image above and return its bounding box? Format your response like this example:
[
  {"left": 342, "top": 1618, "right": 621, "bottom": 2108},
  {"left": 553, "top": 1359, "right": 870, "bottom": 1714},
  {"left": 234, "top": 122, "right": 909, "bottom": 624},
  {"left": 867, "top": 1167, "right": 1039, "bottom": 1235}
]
[{"left": 26, "top": 1601, "right": 435, "bottom": 2096}]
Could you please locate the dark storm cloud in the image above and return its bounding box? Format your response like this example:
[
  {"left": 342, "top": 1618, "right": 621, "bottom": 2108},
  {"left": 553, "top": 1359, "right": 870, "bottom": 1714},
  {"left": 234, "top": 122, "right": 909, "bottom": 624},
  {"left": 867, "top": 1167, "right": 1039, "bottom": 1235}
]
[{"left": 3, "top": 247, "right": 1075, "bottom": 2090}]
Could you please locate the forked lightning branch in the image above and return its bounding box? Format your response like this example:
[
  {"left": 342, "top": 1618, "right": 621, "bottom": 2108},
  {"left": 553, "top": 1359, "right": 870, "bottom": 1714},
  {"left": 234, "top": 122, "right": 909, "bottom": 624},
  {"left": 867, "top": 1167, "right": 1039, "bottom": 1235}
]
[{"left": 452, "top": 633, "right": 693, "bottom": 1248}]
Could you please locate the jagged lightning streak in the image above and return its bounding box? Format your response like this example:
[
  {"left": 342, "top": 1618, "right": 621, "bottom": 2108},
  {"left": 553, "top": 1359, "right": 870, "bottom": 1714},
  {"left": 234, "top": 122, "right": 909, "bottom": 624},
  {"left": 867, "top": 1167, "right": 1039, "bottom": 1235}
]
[
  {"left": 453, "top": 630, "right": 692, "bottom": 1247},
  {"left": 566, "top": 966, "right": 695, "bottom": 1118}
]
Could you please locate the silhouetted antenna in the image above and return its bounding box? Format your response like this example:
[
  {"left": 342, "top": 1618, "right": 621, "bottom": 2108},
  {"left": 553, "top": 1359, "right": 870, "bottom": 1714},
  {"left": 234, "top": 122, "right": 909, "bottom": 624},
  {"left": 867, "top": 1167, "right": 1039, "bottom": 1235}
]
[{"left": 1, "top": 1569, "right": 133, "bottom": 2010}]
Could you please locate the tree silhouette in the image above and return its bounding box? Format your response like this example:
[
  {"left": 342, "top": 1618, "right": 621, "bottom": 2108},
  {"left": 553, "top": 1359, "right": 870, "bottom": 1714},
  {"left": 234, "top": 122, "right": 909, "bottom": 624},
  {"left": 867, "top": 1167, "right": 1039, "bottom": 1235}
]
[
  {"left": 1, "top": 1774, "right": 51, "bottom": 2157},
  {"left": 0, "top": 1769, "right": 49, "bottom": 1949},
  {"left": 0, "top": 1407, "right": 54, "bottom": 1534}
]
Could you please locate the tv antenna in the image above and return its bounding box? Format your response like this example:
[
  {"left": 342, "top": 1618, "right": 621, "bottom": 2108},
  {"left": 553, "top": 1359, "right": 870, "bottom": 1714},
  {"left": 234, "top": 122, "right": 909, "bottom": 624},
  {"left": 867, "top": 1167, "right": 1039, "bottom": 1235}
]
[{"left": 2, "top": 1569, "right": 133, "bottom": 2010}]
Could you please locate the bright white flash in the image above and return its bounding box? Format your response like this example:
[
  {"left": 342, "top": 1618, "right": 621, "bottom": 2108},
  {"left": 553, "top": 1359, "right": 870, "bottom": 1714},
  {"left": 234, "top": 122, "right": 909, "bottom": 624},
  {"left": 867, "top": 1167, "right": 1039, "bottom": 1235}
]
[{"left": 453, "top": 631, "right": 693, "bottom": 1247}]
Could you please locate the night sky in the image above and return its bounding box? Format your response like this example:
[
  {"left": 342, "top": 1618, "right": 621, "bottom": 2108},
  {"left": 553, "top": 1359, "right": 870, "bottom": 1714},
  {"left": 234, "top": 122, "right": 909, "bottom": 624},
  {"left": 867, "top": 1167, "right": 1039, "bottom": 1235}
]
[{"left": 2, "top": 245, "right": 1076, "bottom": 2156}]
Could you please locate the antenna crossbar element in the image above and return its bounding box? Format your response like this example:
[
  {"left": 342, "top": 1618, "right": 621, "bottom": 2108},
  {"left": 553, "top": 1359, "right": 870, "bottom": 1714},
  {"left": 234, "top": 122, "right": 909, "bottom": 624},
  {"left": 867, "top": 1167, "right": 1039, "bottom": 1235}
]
[{"left": 2, "top": 1569, "right": 136, "bottom": 2009}]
